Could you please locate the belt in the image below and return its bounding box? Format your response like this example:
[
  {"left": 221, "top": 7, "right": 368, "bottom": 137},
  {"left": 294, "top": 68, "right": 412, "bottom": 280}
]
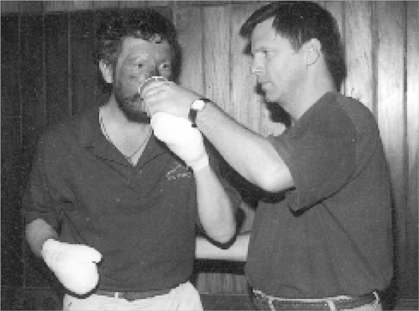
[
  {"left": 252, "top": 290, "right": 379, "bottom": 311},
  {"left": 95, "top": 288, "right": 171, "bottom": 302}
]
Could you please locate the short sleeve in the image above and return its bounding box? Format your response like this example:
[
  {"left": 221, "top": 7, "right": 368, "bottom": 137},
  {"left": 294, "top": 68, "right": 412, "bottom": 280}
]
[
  {"left": 21, "top": 133, "right": 66, "bottom": 230},
  {"left": 267, "top": 101, "right": 357, "bottom": 211}
]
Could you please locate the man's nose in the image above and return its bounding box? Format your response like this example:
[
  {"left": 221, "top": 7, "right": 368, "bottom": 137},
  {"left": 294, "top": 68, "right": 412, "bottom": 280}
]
[
  {"left": 250, "top": 58, "right": 264, "bottom": 76},
  {"left": 147, "top": 66, "right": 159, "bottom": 77}
]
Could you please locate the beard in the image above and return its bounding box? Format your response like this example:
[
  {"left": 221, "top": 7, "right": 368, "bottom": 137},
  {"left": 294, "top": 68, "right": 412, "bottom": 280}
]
[{"left": 113, "top": 83, "right": 150, "bottom": 123}]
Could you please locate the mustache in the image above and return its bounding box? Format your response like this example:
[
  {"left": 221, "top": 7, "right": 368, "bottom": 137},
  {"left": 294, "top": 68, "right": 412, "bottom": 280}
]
[{"left": 130, "top": 92, "right": 142, "bottom": 103}]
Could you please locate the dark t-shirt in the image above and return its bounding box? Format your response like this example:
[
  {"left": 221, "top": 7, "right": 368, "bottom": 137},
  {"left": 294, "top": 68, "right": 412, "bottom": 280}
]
[
  {"left": 246, "top": 92, "right": 393, "bottom": 298},
  {"left": 22, "top": 106, "right": 239, "bottom": 292}
]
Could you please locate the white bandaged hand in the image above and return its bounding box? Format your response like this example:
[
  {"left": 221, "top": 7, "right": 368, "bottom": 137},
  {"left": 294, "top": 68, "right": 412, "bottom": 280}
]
[
  {"left": 151, "top": 112, "right": 209, "bottom": 171},
  {"left": 41, "top": 239, "right": 102, "bottom": 295}
]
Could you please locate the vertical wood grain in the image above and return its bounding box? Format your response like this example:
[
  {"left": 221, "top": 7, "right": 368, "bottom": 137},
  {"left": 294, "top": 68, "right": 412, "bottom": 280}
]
[
  {"left": 405, "top": 0, "right": 419, "bottom": 298},
  {"left": 45, "top": 12, "right": 71, "bottom": 125},
  {"left": 1, "top": 15, "right": 21, "bottom": 117},
  {"left": 43, "top": 1, "right": 72, "bottom": 12},
  {"left": 1, "top": 0, "right": 20, "bottom": 14},
  {"left": 70, "top": 10, "right": 97, "bottom": 115},
  {"left": 1, "top": 14, "right": 24, "bottom": 289},
  {"left": 202, "top": 5, "right": 230, "bottom": 111},
  {"left": 92, "top": 1, "right": 120, "bottom": 10},
  {"left": 344, "top": 1, "right": 374, "bottom": 111},
  {"left": 175, "top": 6, "right": 204, "bottom": 94},
  {"left": 20, "top": 14, "right": 46, "bottom": 159},
  {"left": 375, "top": 1, "right": 407, "bottom": 294},
  {"left": 230, "top": 3, "right": 261, "bottom": 133},
  {"left": 68, "top": 1, "right": 95, "bottom": 11},
  {"left": 16, "top": 1, "right": 43, "bottom": 13},
  {"left": 19, "top": 13, "right": 52, "bottom": 288}
]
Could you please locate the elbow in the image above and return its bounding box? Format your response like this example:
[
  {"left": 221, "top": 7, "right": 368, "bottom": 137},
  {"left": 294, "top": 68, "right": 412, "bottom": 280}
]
[
  {"left": 204, "top": 217, "right": 238, "bottom": 249},
  {"left": 208, "top": 229, "right": 238, "bottom": 250},
  {"left": 253, "top": 165, "right": 293, "bottom": 193},
  {"left": 254, "top": 172, "right": 283, "bottom": 193}
]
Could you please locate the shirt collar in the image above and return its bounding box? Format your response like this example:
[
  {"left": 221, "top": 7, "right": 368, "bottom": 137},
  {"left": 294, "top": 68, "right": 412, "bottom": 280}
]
[{"left": 77, "top": 106, "right": 167, "bottom": 166}]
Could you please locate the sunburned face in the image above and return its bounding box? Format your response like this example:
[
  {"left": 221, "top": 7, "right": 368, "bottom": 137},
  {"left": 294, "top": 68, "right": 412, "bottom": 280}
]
[{"left": 112, "top": 36, "right": 173, "bottom": 121}]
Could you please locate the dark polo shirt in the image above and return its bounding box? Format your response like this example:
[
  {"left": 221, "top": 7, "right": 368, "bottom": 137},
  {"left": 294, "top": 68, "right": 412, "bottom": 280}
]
[
  {"left": 22, "top": 106, "right": 238, "bottom": 292},
  {"left": 246, "top": 92, "right": 393, "bottom": 299}
]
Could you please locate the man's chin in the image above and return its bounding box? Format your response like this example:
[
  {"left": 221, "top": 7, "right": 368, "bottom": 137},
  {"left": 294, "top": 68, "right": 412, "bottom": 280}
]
[
  {"left": 122, "top": 107, "right": 150, "bottom": 123},
  {"left": 128, "top": 111, "right": 150, "bottom": 123},
  {"left": 117, "top": 100, "right": 150, "bottom": 123}
]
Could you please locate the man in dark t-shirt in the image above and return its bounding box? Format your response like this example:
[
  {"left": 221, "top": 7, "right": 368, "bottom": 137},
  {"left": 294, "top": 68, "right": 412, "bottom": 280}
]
[
  {"left": 22, "top": 9, "right": 239, "bottom": 311},
  {"left": 143, "top": 2, "right": 393, "bottom": 311}
]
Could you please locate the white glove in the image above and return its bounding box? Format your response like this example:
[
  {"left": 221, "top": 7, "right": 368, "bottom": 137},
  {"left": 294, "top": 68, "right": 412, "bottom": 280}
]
[
  {"left": 151, "top": 112, "right": 209, "bottom": 171},
  {"left": 41, "top": 239, "right": 102, "bottom": 295}
]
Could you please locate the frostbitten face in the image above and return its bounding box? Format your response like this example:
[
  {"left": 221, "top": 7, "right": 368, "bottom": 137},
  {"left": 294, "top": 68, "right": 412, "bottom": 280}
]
[{"left": 113, "top": 36, "right": 173, "bottom": 121}]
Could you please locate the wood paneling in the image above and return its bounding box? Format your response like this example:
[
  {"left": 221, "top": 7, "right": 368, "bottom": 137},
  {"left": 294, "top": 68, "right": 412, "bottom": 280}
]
[
  {"left": 175, "top": 6, "right": 204, "bottom": 93},
  {"left": 69, "top": 10, "right": 97, "bottom": 115},
  {"left": 202, "top": 5, "right": 231, "bottom": 111},
  {"left": 405, "top": 0, "right": 419, "bottom": 298},
  {"left": 1, "top": 14, "right": 24, "bottom": 289},
  {"left": 1, "top": 1, "right": 417, "bottom": 305},
  {"left": 20, "top": 14, "right": 46, "bottom": 166},
  {"left": 230, "top": 3, "right": 261, "bottom": 133},
  {"left": 375, "top": 2, "right": 408, "bottom": 299},
  {"left": 1, "top": 15, "right": 20, "bottom": 117},
  {"left": 344, "top": 1, "right": 374, "bottom": 111},
  {"left": 45, "top": 13, "right": 71, "bottom": 125}
]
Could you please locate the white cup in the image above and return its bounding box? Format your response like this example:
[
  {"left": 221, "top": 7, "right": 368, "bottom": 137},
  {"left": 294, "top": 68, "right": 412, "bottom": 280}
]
[{"left": 138, "top": 76, "right": 168, "bottom": 97}]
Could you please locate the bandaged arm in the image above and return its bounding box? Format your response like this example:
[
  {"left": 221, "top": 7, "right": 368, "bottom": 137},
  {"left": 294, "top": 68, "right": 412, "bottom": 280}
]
[
  {"left": 151, "top": 113, "right": 237, "bottom": 244},
  {"left": 26, "top": 218, "right": 102, "bottom": 295}
]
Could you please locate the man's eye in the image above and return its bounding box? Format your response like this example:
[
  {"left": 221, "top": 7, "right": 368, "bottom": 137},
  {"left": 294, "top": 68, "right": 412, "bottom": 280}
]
[
  {"left": 160, "top": 63, "right": 171, "bottom": 70},
  {"left": 137, "top": 63, "right": 144, "bottom": 69}
]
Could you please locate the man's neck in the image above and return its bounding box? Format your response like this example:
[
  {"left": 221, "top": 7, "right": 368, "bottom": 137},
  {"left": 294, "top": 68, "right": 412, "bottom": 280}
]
[
  {"left": 102, "top": 95, "right": 150, "bottom": 132},
  {"left": 288, "top": 78, "right": 336, "bottom": 121}
]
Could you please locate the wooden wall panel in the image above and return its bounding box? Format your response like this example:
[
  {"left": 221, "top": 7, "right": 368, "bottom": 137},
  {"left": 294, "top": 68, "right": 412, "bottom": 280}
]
[
  {"left": 45, "top": 13, "right": 71, "bottom": 125},
  {"left": 69, "top": 10, "right": 97, "bottom": 115},
  {"left": 175, "top": 6, "right": 204, "bottom": 94},
  {"left": 344, "top": 1, "right": 374, "bottom": 111},
  {"left": 1, "top": 15, "right": 24, "bottom": 289},
  {"left": 375, "top": 0, "right": 408, "bottom": 296},
  {"left": 202, "top": 5, "right": 230, "bottom": 112},
  {"left": 20, "top": 14, "right": 46, "bottom": 165},
  {"left": 19, "top": 13, "right": 51, "bottom": 288},
  {"left": 1, "top": 15, "right": 20, "bottom": 117},
  {"left": 405, "top": 0, "right": 419, "bottom": 298},
  {"left": 230, "top": 3, "right": 261, "bottom": 133},
  {"left": 15, "top": 1, "right": 43, "bottom": 13}
]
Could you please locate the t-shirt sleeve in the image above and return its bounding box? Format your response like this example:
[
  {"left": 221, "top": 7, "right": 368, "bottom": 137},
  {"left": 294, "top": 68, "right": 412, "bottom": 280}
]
[
  {"left": 267, "top": 104, "right": 357, "bottom": 212},
  {"left": 21, "top": 133, "right": 64, "bottom": 230}
]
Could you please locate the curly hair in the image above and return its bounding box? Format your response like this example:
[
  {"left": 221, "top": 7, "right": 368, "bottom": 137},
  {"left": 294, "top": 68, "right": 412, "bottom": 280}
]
[
  {"left": 240, "top": 1, "right": 346, "bottom": 90},
  {"left": 95, "top": 9, "right": 182, "bottom": 81}
]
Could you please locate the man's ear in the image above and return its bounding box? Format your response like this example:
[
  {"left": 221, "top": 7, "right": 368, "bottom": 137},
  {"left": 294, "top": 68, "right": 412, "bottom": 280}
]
[
  {"left": 303, "top": 38, "right": 321, "bottom": 66},
  {"left": 99, "top": 60, "right": 113, "bottom": 84}
]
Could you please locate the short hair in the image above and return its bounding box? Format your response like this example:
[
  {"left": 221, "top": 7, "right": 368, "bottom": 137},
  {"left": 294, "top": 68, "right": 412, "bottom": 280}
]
[
  {"left": 95, "top": 9, "right": 181, "bottom": 82},
  {"left": 240, "top": 1, "right": 346, "bottom": 90}
]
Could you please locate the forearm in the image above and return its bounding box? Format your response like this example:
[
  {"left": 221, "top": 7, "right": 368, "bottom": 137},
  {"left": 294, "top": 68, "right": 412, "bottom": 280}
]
[
  {"left": 196, "top": 102, "right": 293, "bottom": 192},
  {"left": 194, "top": 166, "right": 236, "bottom": 244},
  {"left": 195, "top": 232, "right": 249, "bottom": 261},
  {"left": 26, "top": 218, "right": 58, "bottom": 257}
]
